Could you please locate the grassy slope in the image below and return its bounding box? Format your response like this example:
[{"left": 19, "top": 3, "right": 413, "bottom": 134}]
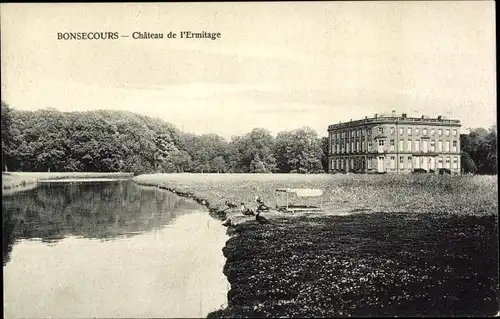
[{"left": 136, "top": 173, "right": 499, "bottom": 317}]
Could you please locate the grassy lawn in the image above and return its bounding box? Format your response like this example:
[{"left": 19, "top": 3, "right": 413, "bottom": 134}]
[
  {"left": 135, "top": 173, "right": 498, "bottom": 316},
  {"left": 134, "top": 173, "right": 497, "bottom": 216}
]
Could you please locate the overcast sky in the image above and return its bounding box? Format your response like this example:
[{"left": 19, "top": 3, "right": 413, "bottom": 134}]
[{"left": 1, "top": 2, "right": 496, "bottom": 139}]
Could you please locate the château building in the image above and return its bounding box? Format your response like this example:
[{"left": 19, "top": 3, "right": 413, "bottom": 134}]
[{"left": 327, "top": 111, "right": 461, "bottom": 174}]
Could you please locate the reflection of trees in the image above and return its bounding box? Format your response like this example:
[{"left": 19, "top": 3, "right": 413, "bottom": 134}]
[
  {"left": 2, "top": 181, "right": 202, "bottom": 265},
  {"left": 2, "top": 205, "right": 17, "bottom": 266}
]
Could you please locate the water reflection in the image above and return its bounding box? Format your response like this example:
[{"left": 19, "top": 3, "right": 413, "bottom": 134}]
[
  {"left": 3, "top": 181, "right": 201, "bottom": 265},
  {"left": 3, "top": 181, "right": 229, "bottom": 318}
]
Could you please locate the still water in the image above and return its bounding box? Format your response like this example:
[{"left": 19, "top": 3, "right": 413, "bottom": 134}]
[{"left": 3, "top": 181, "right": 229, "bottom": 318}]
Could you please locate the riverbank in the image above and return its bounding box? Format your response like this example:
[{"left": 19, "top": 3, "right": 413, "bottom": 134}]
[
  {"left": 2, "top": 172, "right": 134, "bottom": 195},
  {"left": 133, "top": 173, "right": 499, "bottom": 317}
]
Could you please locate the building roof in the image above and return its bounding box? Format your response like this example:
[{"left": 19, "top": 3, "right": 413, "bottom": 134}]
[{"left": 328, "top": 113, "right": 461, "bottom": 131}]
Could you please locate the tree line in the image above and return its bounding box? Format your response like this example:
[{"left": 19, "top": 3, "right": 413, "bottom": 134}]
[
  {"left": 1, "top": 101, "right": 327, "bottom": 174},
  {"left": 460, "top": 126, "right": 497, "bottom": 175},
  {"left": 1, "top": 101, "right": 496, "bottom": 175}
]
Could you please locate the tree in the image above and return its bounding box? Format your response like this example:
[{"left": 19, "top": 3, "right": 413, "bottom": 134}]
[
  {"left": 274, "top": 127, "right": 324, "bottom": 173},
  {"left": 321, "top": 136, "right": 329, "bottom": 172},
  {"left": 231, "top": 128, "right": 277, "bottom": 173},
  {"left": 249, "top": 153, "right": 268, "bottom": 173},
  {"left": 460, "top": 151, "right": 477, "bottom": 174},
  {"left": 1, "top": 101, "right": 13, "bottom": 171},
  {"left": 212, "top": 156, "right": 228, "bottom": 173},
  {"left": 461, "top": 126, "right": 497, "bottom": 175}
]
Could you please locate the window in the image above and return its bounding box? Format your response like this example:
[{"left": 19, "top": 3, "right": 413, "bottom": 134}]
[
  {"left": 438, "top": 158, "right": 443, "bottom": 168},
  {"left": 438, "top": 141, "right": 443, "bottom": 152},
  {"left": 351, "top": 131, "right": 355, "bottom": 137},
  {"left": 356, "top": 141, "right": 360, "bottom": 152},
  {"left": 423, "top": 128, "right": 428, "bottom": 135},
  {"left": 445, "top": 129, "right": 450, "bottom": 136},
  {"left": 453, "top": 157, "right": 458, "bottom": 169},
  {"left": 415, "top": 128, "right": 420, "bottom": 135},
  {"left": 445, "top": 141, "right": 450, "bottom": 152},
  {"left": 407, "top": 140, "right": 412, "bottom": 152},
  {"left": 361, "top": 141, "right": 365, "bottom": 151},
  {"left": 390, "top": 127, "right": 395, "bottom": 135},
  {"left": 368, "top": 141, "right": 372, "bottom": 151},
  {"left": 399, "top": 139, "right": 404, "bottom": 151},
  {"left": 431, "top": 129, "right": 435, "bottom": 136},
  {"left": 408, "top": 156, "right": 413, "bottom": 168},
  {"left": 399, "top": 127, "right": 404, "bottom": 135},
  {"left": 407, "top": 128, "right": 412, "bottom": 136},
  {"left": 452, "top": 129, "right": 457, "bottom": 136},
  {"left": 438, "top": 129, "right": 443, "bottom": 136},
  {"left": 430, "top": 140, "right": 435, "bottom": 152},
  {"left": 336, "top": 144, "right": 340, "bottom": 153},
  {"left": 390, "top": 156, "right": 396, "bottom": 169},
  {"left": 378, "top": 139, "right": 385, "bottom": 146},
  {"left": 452, "top": 140, "right": 457, "bottom": 152},
  {"left": 378, "top": 127, "right": 384, "bottom": 134},
  {"left": 445, "top": 157, "right": 451, "bottom": 169},
  {"left": 351, "top": 141, "right": 355, "bottom": 152},
  {"left": 390, "top": 139, "right": 395, "bottom": 151},
  {"left": 400, "top": 156, "right": 404, "bottom": 163},
  {"left": 414, "top": 140, "right": 420, "bottom": 152},
  {"left": 368, "top": 129, "right": 372, "bottom": 136}
]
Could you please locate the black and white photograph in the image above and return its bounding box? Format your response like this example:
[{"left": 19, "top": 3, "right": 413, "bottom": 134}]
[{"left": 1, "top": 2, "right": 498, "bottom": 318}]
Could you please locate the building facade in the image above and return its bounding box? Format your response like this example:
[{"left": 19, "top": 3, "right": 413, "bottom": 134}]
[{"left": 327, "top": 112, "right": 461, "bottom": 174}]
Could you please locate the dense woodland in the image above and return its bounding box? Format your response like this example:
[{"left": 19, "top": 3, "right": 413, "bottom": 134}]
[{"left": 1, "top": 101, "right": 497, "bottom": 175}]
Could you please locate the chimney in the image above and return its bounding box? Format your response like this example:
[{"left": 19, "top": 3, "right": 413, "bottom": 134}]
[
  {"left": 437, "top": 115, "right": 442, "bottom": 120},
  {"left": 374, "top": 113, "right": 378, "bottom": 118},
  {"left": 402, "top": 113, "right": 407, "bottom": 119}
]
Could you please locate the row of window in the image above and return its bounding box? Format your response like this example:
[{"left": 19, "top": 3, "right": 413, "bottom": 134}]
[
  {"left": 331, "top": 156, "right": 460, "bottom": 170},
  {"left": 331, "top": 139, "right": 459, "bottom": 154},
  {"left": 388, "top": 156, "right": 459, "bottom": 170},
  {"left": 331, "top": 127, "right": 458, "bottom": 140},
  {"left": 388, "top": 127, "right": 457, "bottom": 137}
]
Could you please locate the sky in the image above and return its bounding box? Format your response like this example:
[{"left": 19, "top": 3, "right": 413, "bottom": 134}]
[{"left": 1, "top": 2, "right": 496, "bottom": 139}]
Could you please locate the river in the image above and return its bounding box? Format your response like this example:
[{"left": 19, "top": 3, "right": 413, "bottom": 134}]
[{"left": 2, "top": 180, "right": 229, "bottom": 318}]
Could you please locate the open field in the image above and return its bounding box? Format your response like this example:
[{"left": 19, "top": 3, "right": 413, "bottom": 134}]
[
  {"left": 135, "top": 173, "right": 498, "bottom": 217},
  {"left": 134, "top": 173, "right": 499, "bottom": 317},
  {"left": 2, "top": 172, "right": 134, "bottom": 195}
]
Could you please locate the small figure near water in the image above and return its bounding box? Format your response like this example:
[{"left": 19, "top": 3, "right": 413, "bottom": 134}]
[
  {"left": 255, "top": 211, "right": 270, "bottom": 224},
  {"left": 240, "top": 202, "right": 255, "bottom": 216},
  {"left": 222, "top": 218, "right": 232, "bottom": 227},
  {"left": 225, "top": 200, "right": 238, "bottom": 208},
  {"left": 255, "top": 195, "right": 270, "bottom": 212}
]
